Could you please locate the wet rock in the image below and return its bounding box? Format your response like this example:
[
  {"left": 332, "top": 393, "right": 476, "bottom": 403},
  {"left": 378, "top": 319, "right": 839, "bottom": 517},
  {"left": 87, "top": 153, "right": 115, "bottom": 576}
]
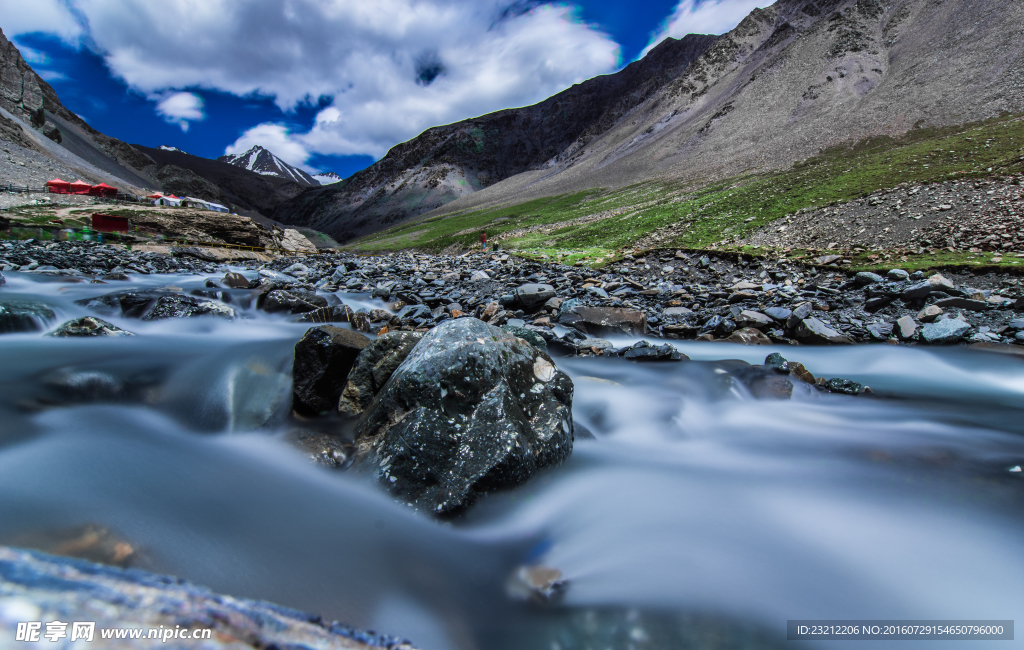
[
  {"left": 607, "top": 340, "right": 686, "bottom": 361},
  {"left": 286, "top": 429, "right": 353, "bottom": 469},
  {"left": 503, "top": 324, "right": 548, "bottom": 352},
  {"left": 262, "top": 289, "right": 328, "bottom": 314},
  {"left": 789, "top": 361, "right": 816, "bottom": 384},
  {"left": 722, "top": 327, "right": 772, "bottom": 345},
  {"left": 354, "top": 318, "right": 574, "bottom": 516},
  {"left": 49, "top": 317, "right": 134, "bottom": 337},
  {"left": 896, "top": 315, "right": 918, "bottom": 339},
  {"left": 338, "top": 331, "right": 424, "bottom": 416},
  {"left": 144, "top": 294, "right": 236, "bottom": 321},
  {"left": 0, "top": 298, "right": 56, "bottom": 333},
  {"left": 663, "top": 306, "right": 693, "bottom": 318},
  {"left": 76, "top": 289, "right": 234, "bottom": 321},
  {"left": 785, "top": 302, "right": 813, "bottom": 329},
  {"left": 747, "top": 373, "right": 794, "bottom": 399},
  {"left": 558, "top": 303, "right": 646, "bottom": 336},
  {"left": 825, "top": 378, "right": 864, "bottom": 395},
  {"left": 796, "top": 317, "right": 851, "bottom": 344},
  {"left": 222, "top": 271, "right": 251, "bottom": 289},
  {"left": 292, "top": 326, "right": 372, "bottom": 416},
  {"left": 0, "top": 546, "right": 418, "bottom": 650},
  {"left": 920, "top": 318, "right": 971, "bottom": 344},
  {"left": 296, "top": 306, "right": 349, "bottom": 323},
  {"left": 765, "top": 352, "right": 790, "bottom": 373}
]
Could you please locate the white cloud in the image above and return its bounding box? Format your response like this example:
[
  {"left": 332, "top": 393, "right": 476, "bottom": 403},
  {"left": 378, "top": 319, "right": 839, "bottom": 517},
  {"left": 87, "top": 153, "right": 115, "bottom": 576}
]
[
  {"left": 0, "top": 0, "right": 83, "bottom": 44},
  {"left": 45, "top": 0, "right": 619, "bottom": 163},
  {"left": 155, "top": 91, "right": 204, "bottom": 132},
  {"left": 641, "top": 0, "right": 767, "bottom": 58}
]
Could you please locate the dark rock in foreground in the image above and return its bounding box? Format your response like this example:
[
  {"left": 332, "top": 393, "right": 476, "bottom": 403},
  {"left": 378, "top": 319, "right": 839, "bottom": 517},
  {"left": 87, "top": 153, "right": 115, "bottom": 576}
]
[
  {"left": 49, "top": 316, "right": 135, "bottom": 337},
  {"left": 76, "top": 289, "right": 235, "bottom": 321},
  {"left": 293, "top": 326, "right": 372, "bottom": 416},
  {"left": 354, "top": 318, "right": 574, "bottom": 516},
  {"left": 0, "top": 546, "right": 417, "bottom": 649}
]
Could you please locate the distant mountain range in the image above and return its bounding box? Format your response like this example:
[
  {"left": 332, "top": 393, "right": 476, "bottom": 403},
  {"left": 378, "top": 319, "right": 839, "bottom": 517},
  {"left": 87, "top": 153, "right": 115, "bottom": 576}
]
[
  {"left": 269, "top": 0, "right": 1024, "bottom": 244},
  {"left": 219, "top": 145, "right": 320, "bottom": 187}
]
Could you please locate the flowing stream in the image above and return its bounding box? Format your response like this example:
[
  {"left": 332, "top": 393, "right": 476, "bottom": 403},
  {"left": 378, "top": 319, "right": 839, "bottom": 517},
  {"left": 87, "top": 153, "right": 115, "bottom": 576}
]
[{"left": 0, "top": 270, "right": 1022, "bottom": 650}]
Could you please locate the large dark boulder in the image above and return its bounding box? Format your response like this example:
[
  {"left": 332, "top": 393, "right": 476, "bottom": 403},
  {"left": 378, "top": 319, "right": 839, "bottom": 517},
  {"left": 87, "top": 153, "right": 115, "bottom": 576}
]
[
  {"left": 292, "top": 326, "right": 372, "bottom": 416},
  {"left": 354, "top": 318, "right": 574, "bottom": 516},
  {"left": 338, "top": 331, "right": 424, "bottom": 416}
]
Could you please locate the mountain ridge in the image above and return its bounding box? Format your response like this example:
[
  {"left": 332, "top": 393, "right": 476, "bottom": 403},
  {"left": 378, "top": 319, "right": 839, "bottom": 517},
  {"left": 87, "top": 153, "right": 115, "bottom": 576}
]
[{"left": 219, "top": 145, "right": 320, "bottom": 187}]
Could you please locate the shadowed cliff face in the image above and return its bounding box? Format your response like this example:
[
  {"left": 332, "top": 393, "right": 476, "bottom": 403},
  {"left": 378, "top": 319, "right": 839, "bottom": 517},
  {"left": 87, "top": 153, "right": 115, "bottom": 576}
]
[
  {"left": 271, "top": 34, "right": 720, "bottom": 243},
  {"left": 0, "top": 28, "right": 155, "bottom": 177},
  {"left": 273, "top": 0, "right": 1024, "bottom": 245}
]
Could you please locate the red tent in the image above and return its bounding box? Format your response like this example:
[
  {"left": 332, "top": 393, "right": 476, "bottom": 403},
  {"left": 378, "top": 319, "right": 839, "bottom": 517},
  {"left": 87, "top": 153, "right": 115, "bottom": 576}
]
[
  {"left": 69, "top": 180, "right": 92, "bottom": 195},
  {"left": 46, "top": 178, "right": 71, "bottom": 194},
  {"left": 89, "top": 183, "right": 117, "bottom": 198}
]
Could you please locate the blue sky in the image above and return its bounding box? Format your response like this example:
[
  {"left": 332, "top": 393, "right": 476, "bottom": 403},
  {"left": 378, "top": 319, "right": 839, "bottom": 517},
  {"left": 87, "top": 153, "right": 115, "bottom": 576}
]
[{"left": 0, "top": 0, "right": 763, "bottom": 179}]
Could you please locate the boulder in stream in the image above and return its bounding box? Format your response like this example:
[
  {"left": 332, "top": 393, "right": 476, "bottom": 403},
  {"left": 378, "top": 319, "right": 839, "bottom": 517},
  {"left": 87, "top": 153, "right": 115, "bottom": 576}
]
[
  {"left": 338, "top": 331, "right": 424, "bottom": 416},
  {"left": 354, "top": 318, "right": 574, "bottom": 516},
  {"left": 293, "top": 326, "right": 372, "bottom": 416},
  {"left": 49, "top": 317, "right": 135, "bottom": 337}
]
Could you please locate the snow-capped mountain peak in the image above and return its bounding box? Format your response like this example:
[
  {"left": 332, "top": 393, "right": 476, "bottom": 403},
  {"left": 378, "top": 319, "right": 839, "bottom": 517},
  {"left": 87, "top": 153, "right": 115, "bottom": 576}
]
[
  {"left": 218, "top": 145, "right": 319, "bottom": 187},
  {"left": 159, "top": 145, "right": 189, "bottom": 154}
]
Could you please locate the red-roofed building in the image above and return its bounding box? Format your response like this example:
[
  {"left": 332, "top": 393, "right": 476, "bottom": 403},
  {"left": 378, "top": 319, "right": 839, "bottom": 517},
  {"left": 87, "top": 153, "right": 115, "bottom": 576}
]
[
  {"left": 69, "top": 180, "right": 92, "bottom": 195},
  {"left": 88, "top": 183, "right": 117, "bottom": 198}
]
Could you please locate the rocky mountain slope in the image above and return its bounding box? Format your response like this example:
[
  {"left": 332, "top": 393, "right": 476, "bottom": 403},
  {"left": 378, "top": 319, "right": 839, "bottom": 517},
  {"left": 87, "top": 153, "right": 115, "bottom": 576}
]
[
  {"left": 270, "top": 34, "right": 720, "bottom": 242},
  {"left": 219, "top": 145, "right": 319, "bottom": 187},
  {"left": 0, "top": 27, "right": 155, "bottom": 193},
  {"left": 273, "top": 0, "right": 1024, "bottom": 246},
  {"left": 133, "top": 144, "right": 307, "bottom": 215}
]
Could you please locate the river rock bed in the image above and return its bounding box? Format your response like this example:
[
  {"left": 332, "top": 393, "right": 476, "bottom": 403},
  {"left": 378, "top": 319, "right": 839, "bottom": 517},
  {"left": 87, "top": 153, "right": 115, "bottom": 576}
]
[{"left": 5, "top": 239, "right": 1024, "bottom": 348}]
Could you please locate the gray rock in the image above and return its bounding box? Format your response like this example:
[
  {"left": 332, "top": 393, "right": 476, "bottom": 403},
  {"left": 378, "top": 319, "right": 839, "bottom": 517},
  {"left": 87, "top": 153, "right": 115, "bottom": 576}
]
[
  {"left": 765, "top": 306, "right": 792, "bottom": 322},
  {"left": 917, "top": 305, "right": 942, "bottom": 323},
  {"left": 0, "top": 298, "right": 56, "bottom": 333},
  {"left": 796, "top": 317, "right": 852, "bottom": 344},
  {"left": 513, "top": 283, "right": 556, "bottom": 308},
  {"left": 282, "top": 262, "right": 310, "bottom": 277},
  {"left": 722, "top": 327, "right": 772, "bottom": 345},
  {"left": 585, "top": 286, "right": 609, "bottom": 299},
  {"left": 338, "top": 331, "right": 424, "bottom": 416},
  {"left": 896, "top": 315, "right": 918, "bottom": 339},
  {"left": 262, "top": 289, "right": 329, "bottom": 314},
  {"left": 826, "top": 378, "right": 864, "bottom": 395},
  {"left": 864, "top": 296, "right": 894, "bottom": 312},
  {"left": 886, "top": 269, "right": 910, "bottom": 281},
  {"left": 786, "top": 302, "right": 813, "bottom": 329},
  {"left": 901, "top": 281, "right": 932, "bottom": 300},
  {"left": 470, "top": 270, "right": 490, "bottom": 281},
  {"left": 854, "top": 272, "right": 884, "bottom": 286},
  {"left": 558, "top": 304, "right": 646, "bottom": 336},
  {"left": 920, "top": 318, "right": 971, "bottom": 344},
  {"left": 49, "top": 317, "right": 134, "bottom": 337},
  {"left": 503, "top": 324, "right": 548, "bottom": 352},
  {"left": 867, "top": 321, "right": 893, "bottom": 340},
  {"left": 0, "top": 546, "right": 417, "bottom": 650},
  {"left": 258, "top": 269, "right": 294, "bottom": 283},
  {"left": 928, "top": 273, "right": 956, "bottom": 292},
  {"left": 933, "top": 297, "right": 990, "bottom": 311},
  {"left": 292, "top": 325, "right": 372, "bottom": 416},
  {"left": 144, "top": 294, "right": 236, "bottom": 321},
  {"left": 354, "top": 318, "right": 574, "bottom": 516},
  {"left": 41, "top": 120, "right": 62, "bottom": 143},
  {"left": 735, "top": 310, "right": 773, "bottom": 328},
  {"left": 614, "top": 340, "right": 685, "bottom": 361}
]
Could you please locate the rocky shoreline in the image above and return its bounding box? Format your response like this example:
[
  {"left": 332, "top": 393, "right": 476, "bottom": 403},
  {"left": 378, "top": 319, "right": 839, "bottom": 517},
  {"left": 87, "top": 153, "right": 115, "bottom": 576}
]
[{"left": 5, "top": 238, "right": 1024, "bottom": 349}]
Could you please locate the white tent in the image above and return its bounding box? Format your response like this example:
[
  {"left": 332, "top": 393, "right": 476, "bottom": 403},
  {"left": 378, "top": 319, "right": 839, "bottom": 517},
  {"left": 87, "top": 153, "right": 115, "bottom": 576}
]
[
  {"left": 182, "top": 197, "right": 229, "bottom": 213},
  {"left": 153, "top": 196, "right": 181, "bottom": 207}
]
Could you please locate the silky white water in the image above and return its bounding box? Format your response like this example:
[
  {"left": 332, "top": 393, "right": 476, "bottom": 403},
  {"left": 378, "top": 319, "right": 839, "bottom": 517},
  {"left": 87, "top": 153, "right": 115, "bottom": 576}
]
[{"left": 0, "top": 270, "right": 1021, "bottom": 650}]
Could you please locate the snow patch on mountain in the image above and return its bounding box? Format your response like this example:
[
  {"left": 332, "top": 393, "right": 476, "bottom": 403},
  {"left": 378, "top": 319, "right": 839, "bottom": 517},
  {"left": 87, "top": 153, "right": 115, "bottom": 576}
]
[
  {"left": 312, "top": 172, "right": 342, "bottom": 185},
  {"left": 159, "top": 145, "right": 189, "bottom": 154},
  {"left": 218, "top": 145, "right": 318, "bottom": 187}
]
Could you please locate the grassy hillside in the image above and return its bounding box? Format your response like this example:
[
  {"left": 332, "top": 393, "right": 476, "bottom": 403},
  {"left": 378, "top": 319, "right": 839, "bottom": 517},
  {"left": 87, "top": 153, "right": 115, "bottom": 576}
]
[{"left": 349, "top": 112, "right": 1024, "bottom": 265}]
